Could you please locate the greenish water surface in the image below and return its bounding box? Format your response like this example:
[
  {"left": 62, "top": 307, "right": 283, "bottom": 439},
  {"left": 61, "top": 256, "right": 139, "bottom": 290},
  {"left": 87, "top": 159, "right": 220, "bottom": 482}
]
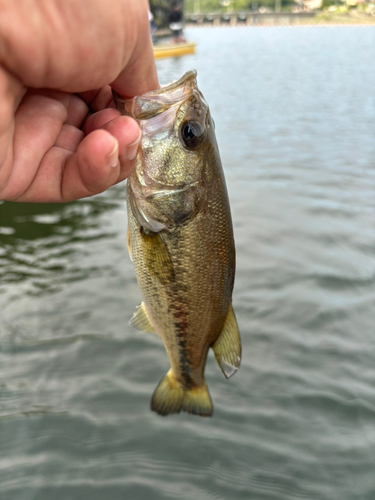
[{"left": 1, "top": 26, "right": 375, "bottom": 500}]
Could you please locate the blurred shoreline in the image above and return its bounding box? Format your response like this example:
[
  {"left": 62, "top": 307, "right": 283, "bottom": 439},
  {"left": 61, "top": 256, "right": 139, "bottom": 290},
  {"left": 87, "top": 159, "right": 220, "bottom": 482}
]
[
  {"left": 183, "top": 12, "right": 375, "bottom": 26},
  {"left": 153, "top": 12, "right": 374, "bottom": 40},
  {"left": 184, "top": 8, "right": 375, "bottom": 26}
]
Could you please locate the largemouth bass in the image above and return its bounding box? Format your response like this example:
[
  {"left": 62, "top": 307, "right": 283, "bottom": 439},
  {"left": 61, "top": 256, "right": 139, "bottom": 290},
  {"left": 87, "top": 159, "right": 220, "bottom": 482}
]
[{"left": 114, "top": 70, "right": 241, "bottom": 417}]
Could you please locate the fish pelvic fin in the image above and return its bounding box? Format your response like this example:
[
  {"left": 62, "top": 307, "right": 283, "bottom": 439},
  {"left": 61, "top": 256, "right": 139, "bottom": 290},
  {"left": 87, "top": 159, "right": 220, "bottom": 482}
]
[
  {"left": 151, "top": 370, "right": 213, "bottom": 417},
  {"left": 212, "top": 303, "right": 241, "bottom": 379}
]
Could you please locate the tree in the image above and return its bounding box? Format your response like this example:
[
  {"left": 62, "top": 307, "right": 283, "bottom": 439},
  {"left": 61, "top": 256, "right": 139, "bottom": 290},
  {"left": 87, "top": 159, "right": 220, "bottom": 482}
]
[{"left": 150, "top": 0, "right": 184, "bottom": 27}]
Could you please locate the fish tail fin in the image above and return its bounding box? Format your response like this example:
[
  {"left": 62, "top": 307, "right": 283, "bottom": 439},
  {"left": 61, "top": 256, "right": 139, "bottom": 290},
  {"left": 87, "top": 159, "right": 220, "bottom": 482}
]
[
  {"left": 151, "top": 370, "right": 213, "bottom": 417},
  {"left": 151, "top": 370, "right": 184, "bottom": 416},
  {"left": 181, "top": 382, "right": 213, "bottom": 417}
]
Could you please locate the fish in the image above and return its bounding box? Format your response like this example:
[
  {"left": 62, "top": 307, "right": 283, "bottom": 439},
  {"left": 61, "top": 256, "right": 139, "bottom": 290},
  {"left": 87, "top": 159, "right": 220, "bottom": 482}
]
[{"left": 113, "top": 69, "right": 241, "bottom": 417}]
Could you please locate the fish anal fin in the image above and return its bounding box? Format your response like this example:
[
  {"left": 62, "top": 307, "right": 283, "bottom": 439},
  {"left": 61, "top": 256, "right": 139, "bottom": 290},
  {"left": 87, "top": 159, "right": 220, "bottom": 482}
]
[
  {"left": 151, "top": 370, "right": 213, "bottom": 417},
  {"left": 126, "top": 227, "right": 132, "bottom": 261},
  {"left": 212, "top": 303, "right": 241, "bottom": 379},
  {"left": 130, "top": 302, "right": 157, "bottom": 334}
]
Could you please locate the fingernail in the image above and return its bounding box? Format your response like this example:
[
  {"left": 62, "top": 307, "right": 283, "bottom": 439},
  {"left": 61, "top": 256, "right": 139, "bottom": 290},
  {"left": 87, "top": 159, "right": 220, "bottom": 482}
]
[
  {"left": 107, "top": 139, "right": 119, "bottom": 168},
  {"left": 125, "top": 131, "right": 142, "bottom": 161}
]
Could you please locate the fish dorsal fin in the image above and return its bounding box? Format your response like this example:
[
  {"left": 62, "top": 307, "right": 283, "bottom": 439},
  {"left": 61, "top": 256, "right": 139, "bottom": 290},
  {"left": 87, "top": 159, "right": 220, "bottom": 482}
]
[
  {"left": 126, "top": 227, "right": 132, "bottom": 261},
  {"left": 212, "top": 304, "right": 241, "bottom": 379},
  {"left": 130, "top": 302, "right": 157, "bottom": 334}
]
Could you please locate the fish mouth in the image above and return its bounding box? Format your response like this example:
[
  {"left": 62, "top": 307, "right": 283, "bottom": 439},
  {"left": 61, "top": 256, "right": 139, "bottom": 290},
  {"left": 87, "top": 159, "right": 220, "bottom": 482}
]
[{"left": 113, "top": 69, "right": 200, "bottom": 121}]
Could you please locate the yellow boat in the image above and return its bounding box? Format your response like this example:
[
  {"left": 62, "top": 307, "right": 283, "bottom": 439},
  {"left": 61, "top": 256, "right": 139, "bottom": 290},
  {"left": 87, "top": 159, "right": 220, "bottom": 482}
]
[{"left": 153, "top": 42, "right": 196, "bottom": 59}]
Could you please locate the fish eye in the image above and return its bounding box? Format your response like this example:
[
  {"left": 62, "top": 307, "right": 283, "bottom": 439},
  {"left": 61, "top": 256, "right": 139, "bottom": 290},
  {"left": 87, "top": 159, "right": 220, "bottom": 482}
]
[{"left": 180, "top": 121, "right": 205, "bottom": 148}]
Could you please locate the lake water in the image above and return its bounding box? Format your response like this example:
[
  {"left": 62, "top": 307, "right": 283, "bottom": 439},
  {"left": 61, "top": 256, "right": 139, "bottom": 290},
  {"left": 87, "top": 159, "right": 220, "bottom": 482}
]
[{"left": 1, "top": 26, "right": 374, "bottom": 500}]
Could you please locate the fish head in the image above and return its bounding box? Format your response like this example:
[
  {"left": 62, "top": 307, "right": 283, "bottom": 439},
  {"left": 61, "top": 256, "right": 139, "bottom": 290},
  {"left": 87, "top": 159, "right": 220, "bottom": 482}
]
[{"left": 114, "top": 70, "right": 217, "bottom": 231}]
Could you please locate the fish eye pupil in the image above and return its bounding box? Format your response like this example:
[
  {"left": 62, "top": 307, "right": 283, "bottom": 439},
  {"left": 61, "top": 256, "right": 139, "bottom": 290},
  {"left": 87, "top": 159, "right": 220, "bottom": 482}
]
[
  {"left": 181, "top": 121, "right": 204, "bottom": 148},
  {"left": 184, "top": 124, "right": 195, "bottom": 140}
]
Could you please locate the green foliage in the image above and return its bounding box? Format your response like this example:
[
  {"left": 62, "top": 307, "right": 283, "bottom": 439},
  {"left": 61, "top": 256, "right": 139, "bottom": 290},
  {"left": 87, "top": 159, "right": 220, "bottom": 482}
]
[
  {"left": 321, "top": 0, "right": 337, "bottom": 8},
  {"left": 151, "top": 0, "right": 300, "bottom": 22},
  {"left": 320, "top": 0, "right": 348, "bottom": 9},
  {"left": 150, "top": 0, "right": 184, "bottom": 27},
  {"left": 185, "top": 0, "right": 248, "bottom": 11},
  {"left": 184, "top": 0, "right": 295, "bottom": 12}
]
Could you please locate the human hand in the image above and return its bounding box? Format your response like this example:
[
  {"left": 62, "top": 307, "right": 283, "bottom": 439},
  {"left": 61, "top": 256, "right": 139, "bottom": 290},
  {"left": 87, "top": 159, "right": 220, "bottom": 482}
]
[{"left": 0, "top": 0, "right": 158, "bottom": 203}]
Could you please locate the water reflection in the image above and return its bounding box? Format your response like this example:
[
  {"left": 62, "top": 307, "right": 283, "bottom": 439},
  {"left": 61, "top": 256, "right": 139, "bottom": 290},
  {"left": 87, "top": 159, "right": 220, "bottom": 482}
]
[{"left": 0, "top": 191, "right": 125, "bottom": 294}]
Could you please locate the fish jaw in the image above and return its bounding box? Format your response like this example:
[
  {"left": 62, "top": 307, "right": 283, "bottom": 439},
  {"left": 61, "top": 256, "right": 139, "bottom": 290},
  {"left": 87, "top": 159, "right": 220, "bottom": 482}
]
[{"left": 113, "top": 69, "right": 201, "bottom": 120}]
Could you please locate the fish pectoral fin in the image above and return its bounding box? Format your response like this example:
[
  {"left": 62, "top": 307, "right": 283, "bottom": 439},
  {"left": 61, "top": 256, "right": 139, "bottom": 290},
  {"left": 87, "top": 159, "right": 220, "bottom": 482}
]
[
  {"left": 130, "top": 302, "right": 157, "bottom": 335},
  {"left": 141, "top": 229, "right": 175, "bottom": 284},
  {"left": 126, "top": 227, "right": 132, "bottom": 261},
  {"left": 151, "top": 370, "right": 213, "bottom": 417},
  {"left": 212, "top": 303, "right": 241, "bottom": 379}
]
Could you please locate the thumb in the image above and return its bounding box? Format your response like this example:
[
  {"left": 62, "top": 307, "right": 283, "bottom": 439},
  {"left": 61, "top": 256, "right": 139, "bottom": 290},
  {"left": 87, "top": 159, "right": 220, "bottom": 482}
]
[{"left": 0, "top": 70, "right": 25, "bottom": 195}]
